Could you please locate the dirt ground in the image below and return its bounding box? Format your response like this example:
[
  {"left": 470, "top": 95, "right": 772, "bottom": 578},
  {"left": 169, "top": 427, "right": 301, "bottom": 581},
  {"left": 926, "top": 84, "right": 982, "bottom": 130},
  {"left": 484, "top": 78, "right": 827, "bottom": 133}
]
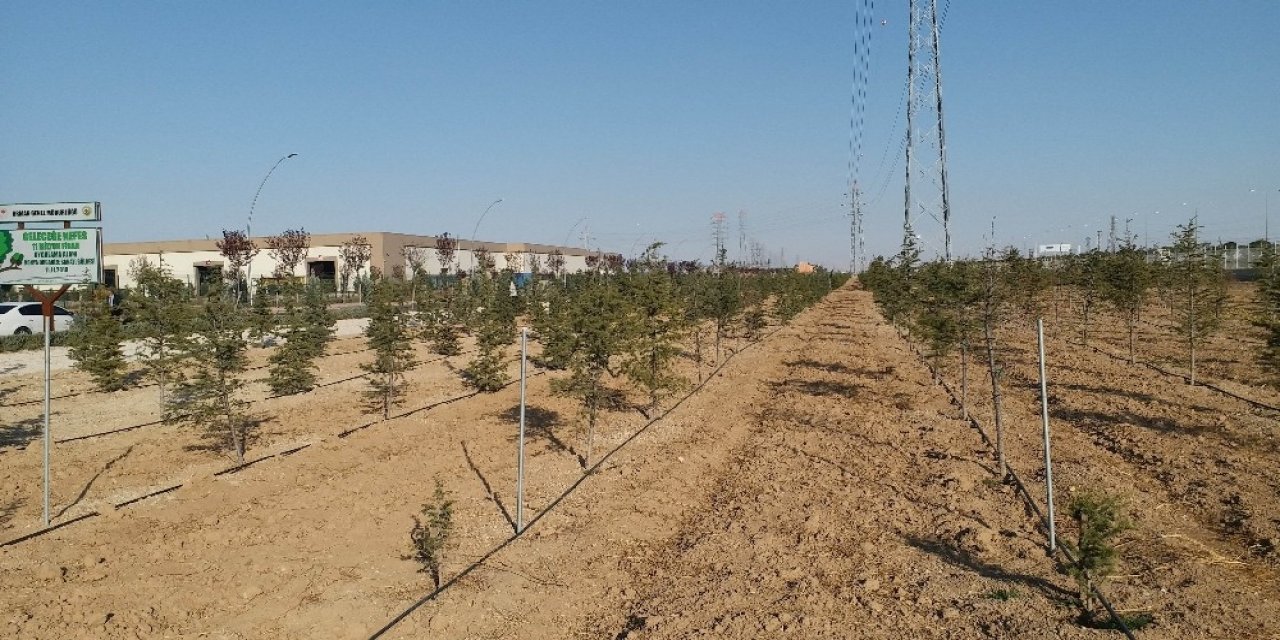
[
  {"left": 1050, "top": 281, "right": 1280, "bottom": 405},
  {"left": 2, "top": 286, "right": 1278, "bottom": 638}
]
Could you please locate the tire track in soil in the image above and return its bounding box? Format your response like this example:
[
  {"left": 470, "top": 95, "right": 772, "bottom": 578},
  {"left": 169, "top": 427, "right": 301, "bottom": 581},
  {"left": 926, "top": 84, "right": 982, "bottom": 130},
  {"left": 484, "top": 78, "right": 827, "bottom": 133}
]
[{"left": 585, "top": 288, "right": 1091, "bottom": 639}]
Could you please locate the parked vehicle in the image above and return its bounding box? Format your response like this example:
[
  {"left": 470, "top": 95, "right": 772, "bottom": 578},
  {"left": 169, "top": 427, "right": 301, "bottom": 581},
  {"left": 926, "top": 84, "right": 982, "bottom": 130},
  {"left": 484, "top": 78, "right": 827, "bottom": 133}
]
[{"left": 0, "top": 302, "right": 75, "bottom": 335}]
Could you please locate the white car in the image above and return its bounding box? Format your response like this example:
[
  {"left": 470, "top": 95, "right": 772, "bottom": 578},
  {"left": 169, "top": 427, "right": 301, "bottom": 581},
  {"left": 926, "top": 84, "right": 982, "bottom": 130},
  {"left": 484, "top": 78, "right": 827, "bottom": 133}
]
[{"left": 0, "top": 302, "right": 75, "bottom": 335}]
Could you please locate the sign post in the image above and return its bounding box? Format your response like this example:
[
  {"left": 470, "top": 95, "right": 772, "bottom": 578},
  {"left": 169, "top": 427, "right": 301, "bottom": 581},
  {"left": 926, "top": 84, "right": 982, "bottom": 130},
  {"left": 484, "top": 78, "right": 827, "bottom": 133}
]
[
  {"left": 26, "top": 284, "right": 70, "bottom": 526},
  {"left": 1, "top": 202, "right": 103, "bottom": 528}
]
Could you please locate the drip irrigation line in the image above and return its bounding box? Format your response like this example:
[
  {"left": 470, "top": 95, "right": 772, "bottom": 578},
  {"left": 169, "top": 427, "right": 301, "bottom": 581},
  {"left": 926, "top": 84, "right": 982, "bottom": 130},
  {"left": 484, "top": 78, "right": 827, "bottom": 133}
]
[
  {"left": 262, "top": 349, "right": 477, "bottom": 401},
  {"left": 47, "top": 349, "right": 480, "bottom": 445},
  {"left": 0, "top": 511, "right": 100, "bottom": 548},
  {"left": 899, "top": 331, "right": 1136, "bottom": 639},
  {"left": 113, "top": 483, "right": 183, "bottom": 509},
  {"left": 0, "top": 361, "right": 549, "bottom": 547},
  {"left": 0, "top": 343, "right": 374, "bottom": 409},
  {"left": 367, "top": 326, "right": 785, "bottom": 639},
  {"left": 55, "top": 417, "right": 169, "bottom": 444},
  {"left": 337, "top": 364, "right": 549, "bottom": 438},
  {"left": 1070, "top": 339, "right": 1280, "bottom": 414},
  {"left": 213, "top": 443, "right": 313, "bottom": 477},
  {"left": 338, "top": 391, "right": 482, "bottom": 438}
]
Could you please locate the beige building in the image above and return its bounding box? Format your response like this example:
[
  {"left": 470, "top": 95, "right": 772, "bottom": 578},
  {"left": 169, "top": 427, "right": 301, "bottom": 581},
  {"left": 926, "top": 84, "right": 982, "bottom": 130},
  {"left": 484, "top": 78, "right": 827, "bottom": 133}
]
[{"left": 102, "top": 232, "right": 604, "bottom": 291}]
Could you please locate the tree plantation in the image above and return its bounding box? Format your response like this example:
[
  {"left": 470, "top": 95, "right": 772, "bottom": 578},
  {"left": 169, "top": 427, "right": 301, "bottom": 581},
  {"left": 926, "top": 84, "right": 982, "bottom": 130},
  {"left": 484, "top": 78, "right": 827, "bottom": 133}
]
[{"left": 5, "top": 228, "right": 1280, "bottom": 638}]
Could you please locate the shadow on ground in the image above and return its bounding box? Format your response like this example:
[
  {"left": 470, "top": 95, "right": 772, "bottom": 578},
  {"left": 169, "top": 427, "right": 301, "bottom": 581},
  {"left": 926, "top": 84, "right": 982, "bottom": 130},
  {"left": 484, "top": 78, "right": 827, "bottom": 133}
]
[
  {"left": 0, "top": 498, "right": 21, "bottom": 530},
  {"left": 54, "top": 445, "right": 136, "bottom": 519},
  {"left": 461, "top": 440, "right": 515, "bottom": 532},
  {"left": 1, "top": 417, "right": 42, "bottom": 451},
  {"left": 905, "top": 535, "right": 1075, "bottom": 602},
  {"left": 771, "top": 379, "right": 863, "bottom": 399},
  {"left": 182, "top": 414, "right": 271, "bottom": 460},
  {"left": 785, "top": 359, "right": 861, "bottom": 376},
  {"left": 500, "top": 404, "right": 577, "bottom": 458}
]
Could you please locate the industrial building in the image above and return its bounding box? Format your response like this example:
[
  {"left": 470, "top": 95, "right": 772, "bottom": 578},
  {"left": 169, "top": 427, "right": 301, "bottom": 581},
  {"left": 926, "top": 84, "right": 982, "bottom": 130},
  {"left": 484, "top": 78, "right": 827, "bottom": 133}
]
[{"left": 102, "top": 232, "right": 604, "bottom": 291}]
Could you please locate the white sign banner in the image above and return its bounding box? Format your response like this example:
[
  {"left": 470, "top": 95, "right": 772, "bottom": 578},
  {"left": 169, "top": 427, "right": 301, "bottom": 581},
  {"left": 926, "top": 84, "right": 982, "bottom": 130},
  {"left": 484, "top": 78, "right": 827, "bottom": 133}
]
[
  {"left": 0, "top": 202, "right": 101, "bottom": 223},
  {"left": 0, "top": 228, "right": 103, "bottom": 285}
]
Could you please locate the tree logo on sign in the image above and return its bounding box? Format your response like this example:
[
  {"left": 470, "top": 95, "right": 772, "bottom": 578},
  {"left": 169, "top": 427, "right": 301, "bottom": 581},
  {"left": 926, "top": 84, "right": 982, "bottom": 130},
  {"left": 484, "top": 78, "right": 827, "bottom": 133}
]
[{"left": 0, "top": 230, "right": 24, "bottom": 273}]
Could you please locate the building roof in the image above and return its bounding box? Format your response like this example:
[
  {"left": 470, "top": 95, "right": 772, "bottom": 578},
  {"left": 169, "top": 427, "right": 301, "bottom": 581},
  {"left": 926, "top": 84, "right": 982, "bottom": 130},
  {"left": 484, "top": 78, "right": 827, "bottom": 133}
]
[{"left": 104, "top": 231, "right": 601, "bottom": 257}]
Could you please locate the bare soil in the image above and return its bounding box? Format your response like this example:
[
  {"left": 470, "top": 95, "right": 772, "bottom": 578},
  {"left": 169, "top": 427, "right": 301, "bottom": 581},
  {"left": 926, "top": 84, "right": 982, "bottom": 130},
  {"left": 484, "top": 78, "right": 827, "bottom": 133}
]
[
  {"left": 1054, "top": 281, "right": 1280, "bottom": 404},
  {"left": 2, "top": 286, "right": 1277, "bottom": 638}
]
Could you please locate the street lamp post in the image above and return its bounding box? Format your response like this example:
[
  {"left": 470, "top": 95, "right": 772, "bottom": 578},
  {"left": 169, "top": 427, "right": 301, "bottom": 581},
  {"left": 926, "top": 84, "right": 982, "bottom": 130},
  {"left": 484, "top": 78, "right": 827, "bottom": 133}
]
[
  {"left": 1252, "top": 188, "right": 1278, "bottom": 244},
  {"left": 468, "top": 198, "right": 503, "bottom": 274},
  {"left": 245, "top": 153, "right": 298, "bottom": 300}
]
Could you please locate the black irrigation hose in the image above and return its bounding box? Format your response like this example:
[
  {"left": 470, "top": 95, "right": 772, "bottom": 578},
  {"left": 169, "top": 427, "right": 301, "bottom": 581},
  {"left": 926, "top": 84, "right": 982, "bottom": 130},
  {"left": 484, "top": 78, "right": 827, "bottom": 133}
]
[
  {"left": 1069, "top": 339, "right": 1280, "bottom": 414},
  {"left": 263, "top": 349, "right": 477, "bottom": 401},
  {"left": 0, "top": 364, "right": 548, "bottom": 547},
  {"left": 48, "top": 349, "right": 480, "bottom": 445},
  {"left": 0, "top": 511, "right": 100, "bottom": 548},
  {"left": 113, "top": 483, "right": 183, "bottom": 509},
  {"left": 900, "top": 334, "right": 1137, "bottom": 639},
  {"left": 0, "top": 343, "right": 374, "bottom": 409},
  {"left": 367, "top": 327, "right": 783, "bottom": 639},
  {"left": 55, "top": 417, "right": 168, "bottom": 444},
  {"left": 213, "top": 443, "right": 313, "bottom": 477}
]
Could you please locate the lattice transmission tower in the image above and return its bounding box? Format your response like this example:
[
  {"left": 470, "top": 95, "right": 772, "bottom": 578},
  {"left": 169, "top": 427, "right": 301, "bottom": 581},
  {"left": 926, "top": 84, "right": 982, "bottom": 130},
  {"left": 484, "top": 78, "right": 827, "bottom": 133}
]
[
  {"left": 846, "top": 0, "right": 874, "bottom": 273},
  {"left": 903, "top": 0, "right": 953, "bottom": 262},
  {"left": 711, "top": 211, "right": 728, "bottom": 268}
]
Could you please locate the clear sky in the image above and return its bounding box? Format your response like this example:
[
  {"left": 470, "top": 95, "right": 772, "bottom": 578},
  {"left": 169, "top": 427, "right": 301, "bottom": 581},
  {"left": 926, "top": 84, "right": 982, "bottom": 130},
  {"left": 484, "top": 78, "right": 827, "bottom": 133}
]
[{"left": 3, "top": 1, "right": 1278, "bottom": 266}]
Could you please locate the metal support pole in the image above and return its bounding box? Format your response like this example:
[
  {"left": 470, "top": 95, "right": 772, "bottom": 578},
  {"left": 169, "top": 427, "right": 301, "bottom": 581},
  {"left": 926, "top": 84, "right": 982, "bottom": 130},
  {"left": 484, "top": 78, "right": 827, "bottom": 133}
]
[
  {"left": 27, "top": 283, "right": 68, "bottom": 528},
  {"left": 1036, "top": 317, "right": 1057, "bottom": 552},
  {"left": 469, "top": 198, "right": 503, "bottom": 275},
  {"left": 43, "top": 307, "right": 51, "bottom": 528},
  {"left": 245, "top": 153, "right": 297, "bottom": 302},
  {"left": 516, "top": 327, "right": 528, "bottom": 533}
]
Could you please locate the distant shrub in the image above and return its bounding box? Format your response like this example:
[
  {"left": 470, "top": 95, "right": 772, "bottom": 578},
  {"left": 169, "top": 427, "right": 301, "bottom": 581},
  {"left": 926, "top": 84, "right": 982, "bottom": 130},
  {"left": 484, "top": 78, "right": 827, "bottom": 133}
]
[{"left": 0, "top": 331, "right": 71, "bottom": 352}]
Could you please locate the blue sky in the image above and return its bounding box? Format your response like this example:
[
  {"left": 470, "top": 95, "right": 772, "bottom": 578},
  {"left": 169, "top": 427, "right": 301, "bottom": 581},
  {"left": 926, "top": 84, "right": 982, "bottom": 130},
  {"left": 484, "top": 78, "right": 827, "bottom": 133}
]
[{"left": 2, "top": 1, "right": 1278, "bottom": 266}]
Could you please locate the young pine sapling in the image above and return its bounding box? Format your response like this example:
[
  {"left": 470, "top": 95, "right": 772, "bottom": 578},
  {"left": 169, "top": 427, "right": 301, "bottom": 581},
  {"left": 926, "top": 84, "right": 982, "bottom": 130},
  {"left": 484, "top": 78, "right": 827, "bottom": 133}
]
[
  {"left": 363, "top": 280, "right": 418, "bottom": 418},
  {"left": 462, "top": 275, "right": 512, "bottom": 392},
  {"left": 552, "top": 276, "right": 626, "bottom": 468},
  {"left": 67, "top": 286, "right": 130, "bottom": 392},
  {"left": 1169, "top": 218, "right": 1227, "bottom": 386},
  {"left": 167, "top": 277, "right": 255, "bottom": 464},
  {"left": 1062, "top": 488, "right": 1132, "bottom": 622},
  {"left": 408, "top": 478, "right": 455, "bottom": 588},
  {"left": 620, "top": 243, "right": 687, "bottom": 416},
  {"left": 1099, "top": 243, "right": 1152, "bottom": 364},
  {"left": 126, "top": 258, "right": 193, "bottom": 407}
]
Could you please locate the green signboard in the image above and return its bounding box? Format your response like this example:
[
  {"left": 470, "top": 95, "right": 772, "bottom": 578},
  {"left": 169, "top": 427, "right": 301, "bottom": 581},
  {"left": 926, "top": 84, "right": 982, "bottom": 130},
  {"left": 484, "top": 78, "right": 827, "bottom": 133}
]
[{"left": 0, "top": 228, "right": 103, "bottom": 286}]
